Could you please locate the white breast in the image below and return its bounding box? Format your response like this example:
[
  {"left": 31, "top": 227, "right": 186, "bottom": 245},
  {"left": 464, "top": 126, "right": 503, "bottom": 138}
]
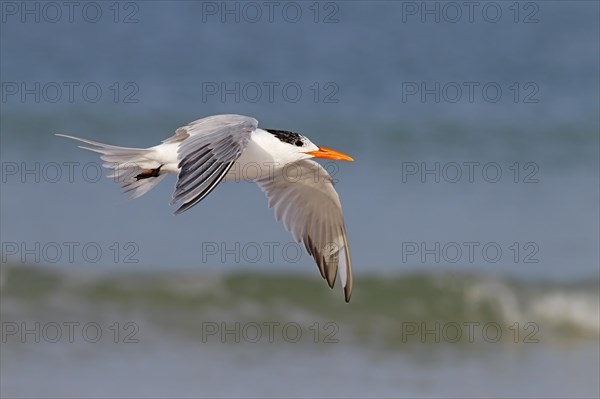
[{"left": 224, "top": 129, "right": 296, "bottom": 181}]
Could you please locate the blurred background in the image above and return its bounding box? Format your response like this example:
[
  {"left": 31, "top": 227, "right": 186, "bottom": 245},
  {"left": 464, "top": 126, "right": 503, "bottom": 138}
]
[{"left": 1, "top": 1, "right": 598, "bottom": 397}]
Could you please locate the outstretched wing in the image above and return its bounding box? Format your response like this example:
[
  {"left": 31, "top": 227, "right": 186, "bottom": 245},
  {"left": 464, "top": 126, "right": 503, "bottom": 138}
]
[
  {"left": 171, "top": 115, "right": 258, "bottom": 214},
  {"left": 256, "top": 160, "right": 353, "bottom": 302}
]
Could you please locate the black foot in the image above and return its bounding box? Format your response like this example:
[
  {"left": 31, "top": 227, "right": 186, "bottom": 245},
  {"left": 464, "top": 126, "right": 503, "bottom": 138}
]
[{"left": 135, "top": 165, "right": 163, "bottom": 180}]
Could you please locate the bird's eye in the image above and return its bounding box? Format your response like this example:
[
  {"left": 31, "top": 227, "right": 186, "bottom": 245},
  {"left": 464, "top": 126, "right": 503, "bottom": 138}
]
[{"left": 295, "top": 140, "right": 303, "bottom": 147}]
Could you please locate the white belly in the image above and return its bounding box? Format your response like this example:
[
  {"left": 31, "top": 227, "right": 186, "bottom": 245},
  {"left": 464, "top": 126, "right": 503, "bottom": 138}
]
[{"left": 151, "top": 142, "right": 181, "bottom": 174}]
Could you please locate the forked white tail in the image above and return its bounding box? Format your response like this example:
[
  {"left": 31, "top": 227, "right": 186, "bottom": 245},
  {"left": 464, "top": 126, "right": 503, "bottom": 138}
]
[{"left": 56, "top": 134, "right": 167, "bottom": 199}]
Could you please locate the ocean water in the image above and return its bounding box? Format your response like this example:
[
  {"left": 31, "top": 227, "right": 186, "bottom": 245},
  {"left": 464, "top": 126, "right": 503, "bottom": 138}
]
[
  {"left": 1, "top": 1, "right": 599, "bottom": 397},
  {"left": 1, "top": 265, "right": 599, "bottom": 398}
]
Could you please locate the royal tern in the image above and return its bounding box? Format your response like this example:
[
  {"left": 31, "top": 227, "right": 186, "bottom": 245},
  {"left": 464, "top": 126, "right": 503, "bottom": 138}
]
[{"left": 58, "top": 114, "right": 354, "bottom": 302}]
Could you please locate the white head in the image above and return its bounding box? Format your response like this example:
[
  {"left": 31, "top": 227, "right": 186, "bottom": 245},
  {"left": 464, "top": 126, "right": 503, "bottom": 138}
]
[{"left": 264, "top": 129, "right": 354, "bottom": 164}]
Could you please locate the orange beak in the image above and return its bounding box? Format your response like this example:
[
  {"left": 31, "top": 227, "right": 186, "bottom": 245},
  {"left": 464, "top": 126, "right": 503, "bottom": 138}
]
[{"left": 306, "top": 147, "right": 354, "bottom": 162}]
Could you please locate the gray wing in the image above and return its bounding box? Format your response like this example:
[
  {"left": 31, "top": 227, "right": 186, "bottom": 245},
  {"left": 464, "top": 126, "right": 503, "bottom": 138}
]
[
  {"left": 171, "top": 115, "right": 258, "bottom": 214},
  {"left": 256, "top": 160, "right": 353, "bottom": 302}
]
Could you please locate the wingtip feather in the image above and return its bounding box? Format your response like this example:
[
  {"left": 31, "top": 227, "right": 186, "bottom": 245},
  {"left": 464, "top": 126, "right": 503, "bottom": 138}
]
[{"left": 344, "top": 284, "right": 352, "bottom": 303}]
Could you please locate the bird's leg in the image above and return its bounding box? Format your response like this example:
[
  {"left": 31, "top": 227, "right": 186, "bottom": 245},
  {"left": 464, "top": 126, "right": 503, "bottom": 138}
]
[{"left": 135, "top": 164, "right": 163, "bottom": 180}]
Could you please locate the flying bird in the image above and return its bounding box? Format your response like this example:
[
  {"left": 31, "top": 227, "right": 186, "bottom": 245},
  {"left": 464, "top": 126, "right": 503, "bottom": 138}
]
[{"left": 57, "top": 114, "right": 354, "bottom": 302}]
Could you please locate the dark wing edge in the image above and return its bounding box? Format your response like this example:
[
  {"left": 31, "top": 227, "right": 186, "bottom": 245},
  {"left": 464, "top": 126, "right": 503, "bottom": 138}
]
[
  {"left": 256, "top": 160, "right": 353, "bottom": 302},
  {"left": 170, "top": 115, "right": 258, "bottom": 213}
]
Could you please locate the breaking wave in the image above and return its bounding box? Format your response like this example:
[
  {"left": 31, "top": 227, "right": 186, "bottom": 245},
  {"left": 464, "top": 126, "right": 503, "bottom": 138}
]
[{"left": 1, "top": 264, "right": 598, "bottom": 345}]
